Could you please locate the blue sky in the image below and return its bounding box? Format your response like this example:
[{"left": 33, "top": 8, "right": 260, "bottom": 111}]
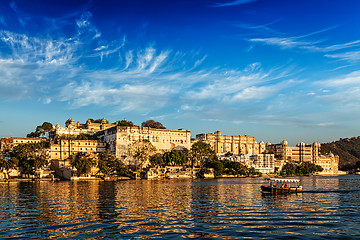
[{"left": 1, "top": 0, "right": 360, "bottom": 145}]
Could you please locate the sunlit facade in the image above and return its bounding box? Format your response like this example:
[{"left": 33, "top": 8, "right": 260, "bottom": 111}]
[
  {"left": 266, "top": 139, "right": 320, "bottom": 162},
  {"left": 97, "top": 126, "right": 191, "bottom": 164},
  {"left": 0, "top": 137, "right": 46, "bottom": 153},
  {"left": 196, "top": 130, "right": 266, "bottom": 155}
]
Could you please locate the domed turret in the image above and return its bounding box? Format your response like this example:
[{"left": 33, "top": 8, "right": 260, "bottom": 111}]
[
  {"left": 65, "top": 118, "right": 75, "bottom": 127},
  {"left": 281, "top": 139, "right": 288, "bottom": 146},
  {"left": 101, "top": 117, "right": 108, "bottom": 124}
]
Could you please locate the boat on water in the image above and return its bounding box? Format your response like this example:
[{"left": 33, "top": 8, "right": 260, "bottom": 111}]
[{"left": 261, "top": 178, "right": 302, "bottom": 194}]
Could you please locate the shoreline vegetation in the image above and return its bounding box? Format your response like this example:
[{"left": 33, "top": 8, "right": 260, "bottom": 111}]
[{"left": 0, "top": 172, "right": 350, "bottom": 183}]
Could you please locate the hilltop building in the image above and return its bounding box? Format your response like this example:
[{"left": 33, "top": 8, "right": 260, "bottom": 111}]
[
  {"left": 97, "top": 126, "right": 191, "bottom": 165},
  {"left": 49, "top": 117, "right": 116, "bottom": 139},
  {"left": 196, "top": 130, "right": 265, "bottom": 155}
]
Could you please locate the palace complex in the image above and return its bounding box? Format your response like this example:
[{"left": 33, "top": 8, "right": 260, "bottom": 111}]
[{"left": 0, "top": 117, "right": 342, "bottom": 178}]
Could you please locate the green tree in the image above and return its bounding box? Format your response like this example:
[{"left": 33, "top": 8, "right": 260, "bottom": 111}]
[
  {"left": 129, "top": 140, "right": 156, "bottom": 170},
  {"left": 204, "top": 156, "right": 224, "bottom": 177},
  {"left": 97, "top": 150, "right": 129, "bottom": 177},
  {"left": 224, "top": 152, "right": 233, "bottom": 157},
  {"left": 70, "top": 153, "right": 96, "bottom": 177},
  {"left": 281, "top": 163, "right": 297, "bottom": 175},
  {"left": 141, "top": 120, "right": 166, "bottom": 129},
  {"left": 246, "top": 167, "right": 261, "bottom": 177},
  {"left": 118, "top": 119, "right": 134, "bottom": 127},
  {"left": 10, "top": 142, "right": 49, "bottom": 177},
  {"left": 27, "top": 131, "right": 41, "bottom": 138},
  {"left": 27, "top": 122, "right": 54, "bottom": 138},
  {"left": 149, "top": 153, "right": 164, "bottom": 167},
  {"left": 0, "top": 156, "right": 18, "bottom": 177},
  {"left": 76, "top": 133, "right": 98, "bottom": 140},
  {"left": 297, "top": 162, "right": 323, "bottom": 175},
  {"left": 190, "top": 141, "right": 216, "bottom": 167},
  {"left": 163, "top": 150, "right": 187, "bottom": 166}
]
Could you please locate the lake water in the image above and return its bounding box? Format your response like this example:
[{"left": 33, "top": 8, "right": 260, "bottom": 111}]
[{"left": 0, "top": 175, "right": 359, "bottom": 239}]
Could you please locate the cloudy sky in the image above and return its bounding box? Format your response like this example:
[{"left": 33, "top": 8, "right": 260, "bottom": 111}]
[{"left": 1, "top": 0, "right": 360, "bottom": 145}]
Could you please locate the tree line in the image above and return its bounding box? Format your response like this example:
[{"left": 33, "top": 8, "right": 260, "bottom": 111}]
[{"left": 280, "top": 162, "right": 323, "bottom": 176}]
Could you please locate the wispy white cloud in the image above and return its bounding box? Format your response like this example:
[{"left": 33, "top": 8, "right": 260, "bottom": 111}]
[
  {"left": 313, "top": 71, "right": 360, "bottom": 111},
  {"left": 248, "top": 26, "right": 360, "bottom": 57},
  {"left": 325, "top": 50, "right": 360, "bottom": 63},
  {"left": 76, "top": 12, "right": 92, "bottom": 28},
  {"left": 235, "top": 19, "right": 283, "bottom": 36},
  {"left": 0, "top": 30, "right": 78, "bottom": 65},
  {"left": 319, "top": 70, "right": 360, "bottom": 87},
  {"left": 213, "top": 0, "right": 257, "bottom": 8},
  {"left": 249, "top": 37, "right": 320, "bottom": 50}
]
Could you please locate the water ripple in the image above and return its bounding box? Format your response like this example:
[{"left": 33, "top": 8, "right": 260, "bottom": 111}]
[{"left": 0, "top": 175, "right": 360, "bottom": 239}]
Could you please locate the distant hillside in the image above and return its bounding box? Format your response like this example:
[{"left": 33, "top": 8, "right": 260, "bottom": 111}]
[{"left": 321, "top": 137, "right": 360, "bottom": 170}]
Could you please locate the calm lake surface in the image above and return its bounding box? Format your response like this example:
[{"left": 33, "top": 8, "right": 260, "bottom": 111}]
[{"left": 1, "top": 175, "right": 360, "bottom": 239}]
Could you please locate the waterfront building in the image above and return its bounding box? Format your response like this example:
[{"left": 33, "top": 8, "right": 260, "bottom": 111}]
[
  {"left": 97, "top": 126, "right": 191, "bottom": 165},
  {"left": 266, "top": 140, "right": 341, "bottom": 174},
  {"left": 196, "top": 130, "right": 265, "bottom": 155},
  {"left": 219, "top": 153, "right": 275, "bottom": 174},
  {"left": 240, "top": 154, "right": 275, "bottom": 174},
  {"left": 266, "top": 140, "right": 320, "bottom": 162},
  {"left": 0, "top": 137, "right": 46, "bottom": 154},
  {"left": 50, "top": 139, "right": 106, "bottom": 167},
  {"left": 0, "top": 137, "right": 50, "bottom": 178},
  {"left": 315, "top": 153, "right": 340, "bottom": 175},
  {"left": 49, "top": 117, "right": 116, "bottom": 139}
]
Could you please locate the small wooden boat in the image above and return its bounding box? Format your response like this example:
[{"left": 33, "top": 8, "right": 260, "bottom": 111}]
[{"left": 261, "top": 178, "right": 302, "bottom": 194}]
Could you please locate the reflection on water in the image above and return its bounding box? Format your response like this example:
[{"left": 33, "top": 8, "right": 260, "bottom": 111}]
[{"left": 1, "top": 175, "right": 360, "bottom": 239}]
